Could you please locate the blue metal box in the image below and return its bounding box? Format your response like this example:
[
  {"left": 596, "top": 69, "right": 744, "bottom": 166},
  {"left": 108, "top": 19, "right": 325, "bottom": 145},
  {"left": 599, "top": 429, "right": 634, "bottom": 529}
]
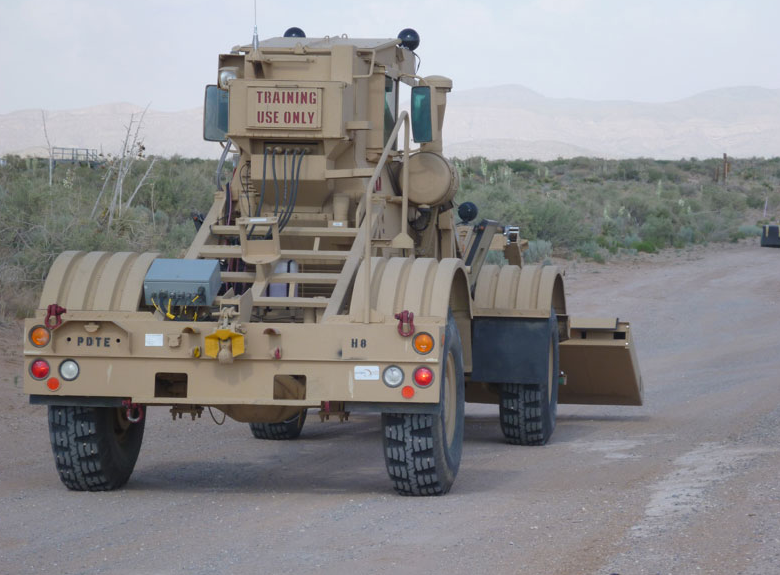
[{"left": 143, "top": 259, "right": 221, "bottom": 306}]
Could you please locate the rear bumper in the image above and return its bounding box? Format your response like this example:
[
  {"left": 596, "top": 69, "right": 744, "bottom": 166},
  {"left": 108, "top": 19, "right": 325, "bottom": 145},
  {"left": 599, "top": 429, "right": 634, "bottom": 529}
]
[{"left": 23, "top": 313, "right": 446, "bottom": 408}]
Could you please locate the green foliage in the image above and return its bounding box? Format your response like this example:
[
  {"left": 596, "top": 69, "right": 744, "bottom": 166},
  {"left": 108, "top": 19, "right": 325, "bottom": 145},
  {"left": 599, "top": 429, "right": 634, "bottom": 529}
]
[
  {"left": 631, "top": 240, "right": 657, "bottom": 253},
  {"left": 524, "top": 240, "right": 552, "bottom": 263},
  {"left": 453, "top": 155, "right": 780, "bottom": 264},
  {"left": 0, "top": 156, "right": 218, "bottom": 319},
  {"left": 2, "top": 153, "right": 780, "bottom": 319}
]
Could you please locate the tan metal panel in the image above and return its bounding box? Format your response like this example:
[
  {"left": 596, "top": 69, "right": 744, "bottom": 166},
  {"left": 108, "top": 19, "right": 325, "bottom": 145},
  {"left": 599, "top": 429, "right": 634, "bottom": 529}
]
[
  {"left": 559, "top": 321, "right": 643, "bottom": 406},
  {"left": 374, "top": 257, "right": 413, "bottom": 317},
  {"left": 64, "top": 252, "right": 112, "bottom": 311},
  {"left": 92, "top": 252, "right": 138, "bottom": 311},
  {"left": 117, "top": 252, "right": 159, "bottom": 311},
  {"left": 538, "top": 266, "right": 566, "bottom": 316},
  {"left": 428, "top": 259, "right": 470, "bottom": 319},
  {"left": 350, "top": 256, "right": 388, "bottom": 320},
  {"left": 494, "top": 265, "right": 521, "bottom": 309},
  {"left": 473, "top": 265, "right": 500, "bottom": 309},
  {"left": 570, "top": 317, "right": 618, "bottom": 330},
  {"left": 515, "top": 264, "right": 541, "bottom": 310},
  {"left": 39, "top": 251, "right": 84, "bottom": 310},
  {"left": 402, "top": 258, "right": 438, "bottom": 316}
]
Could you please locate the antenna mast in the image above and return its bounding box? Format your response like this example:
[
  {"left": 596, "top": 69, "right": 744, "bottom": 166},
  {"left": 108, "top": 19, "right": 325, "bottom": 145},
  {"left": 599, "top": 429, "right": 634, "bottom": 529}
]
[{"left": 252, "top": 0, "right": 259, "bottom": 49}]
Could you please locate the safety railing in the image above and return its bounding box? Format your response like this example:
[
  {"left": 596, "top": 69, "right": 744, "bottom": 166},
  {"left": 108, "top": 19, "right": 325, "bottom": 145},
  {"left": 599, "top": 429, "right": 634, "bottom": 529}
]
[{"left": 51, "top": 147, "right": 102, "bottom": 164}]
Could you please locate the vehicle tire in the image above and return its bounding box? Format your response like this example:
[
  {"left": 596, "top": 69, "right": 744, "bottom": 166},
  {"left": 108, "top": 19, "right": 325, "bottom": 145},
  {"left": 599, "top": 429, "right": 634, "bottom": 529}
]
[
  {"left": 499, "top": 312, "right": 560, "bottom": 446},
  {"left": 48, "top": 405, "right": 145, "bottom": 491},
  {"left": 382, "top": 310, "right": 465, "bottom": 496},
  {"left": 249, "top": 409, "right": 307, "bottom": 440}
]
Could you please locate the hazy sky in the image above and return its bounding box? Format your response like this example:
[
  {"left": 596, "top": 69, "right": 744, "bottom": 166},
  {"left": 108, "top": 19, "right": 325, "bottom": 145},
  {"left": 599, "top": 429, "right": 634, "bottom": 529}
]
[{"left": 1, "top": 0, "right": 778, "bottom": 113}]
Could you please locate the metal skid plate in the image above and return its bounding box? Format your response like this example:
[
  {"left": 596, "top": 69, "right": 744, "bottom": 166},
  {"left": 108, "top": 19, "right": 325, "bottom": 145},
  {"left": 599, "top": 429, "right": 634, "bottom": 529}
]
[{"left": 143, "top": 259, "right": 221, "bottom": 306}]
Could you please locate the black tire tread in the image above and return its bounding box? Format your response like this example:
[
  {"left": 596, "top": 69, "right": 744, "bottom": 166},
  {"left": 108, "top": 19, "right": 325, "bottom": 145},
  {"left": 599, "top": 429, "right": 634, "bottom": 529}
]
[
  {"left": 249, "top": 410, "right": 306, "bottom": 440},
  {"left": 48, "top": 406, "right": 144, "bottom": 491},
  {"left": 500, "top": 384, "right": 546, "bottom": 445},
  {"left": 382, "top": 412, "right": 448, "bottom": 496}
]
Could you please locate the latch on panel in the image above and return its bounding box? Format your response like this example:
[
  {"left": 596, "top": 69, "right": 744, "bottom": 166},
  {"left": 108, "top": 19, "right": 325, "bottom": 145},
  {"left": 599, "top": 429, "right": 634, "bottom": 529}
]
[
  {"left": 204, "top": 308, "right": 246, "bottom": 363},
  {"left": 204, "top": 329, "right": 245, "bottom": 363}
]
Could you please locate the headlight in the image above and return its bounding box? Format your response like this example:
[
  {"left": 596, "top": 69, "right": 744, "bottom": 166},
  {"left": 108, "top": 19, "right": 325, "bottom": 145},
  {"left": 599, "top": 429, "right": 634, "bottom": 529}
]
[{"left": 218, "top": 67, "right": 237, "bottom": 90}]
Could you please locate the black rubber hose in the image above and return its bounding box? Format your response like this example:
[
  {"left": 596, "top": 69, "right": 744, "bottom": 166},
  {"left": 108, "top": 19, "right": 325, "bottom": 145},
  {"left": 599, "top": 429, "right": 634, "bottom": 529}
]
[{"left": 280, "top": 149, "right": 304, "bottom": 232}]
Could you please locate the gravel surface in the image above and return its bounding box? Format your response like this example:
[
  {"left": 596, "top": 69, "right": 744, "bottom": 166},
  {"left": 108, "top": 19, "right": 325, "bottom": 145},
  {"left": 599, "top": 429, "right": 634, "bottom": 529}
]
[{"left": 1, "top": 239, "right": 778, "bottom": 575}]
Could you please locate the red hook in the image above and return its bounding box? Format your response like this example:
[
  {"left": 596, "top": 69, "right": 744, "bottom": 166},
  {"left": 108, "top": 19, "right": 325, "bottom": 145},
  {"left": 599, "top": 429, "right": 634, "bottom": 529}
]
[
  {"left": 394, "top": 310, "right": 415, "bottom": 337},
  {"left": 122, "top": 400, "right": 144, "bottom": 423},
  {"left": 45, "top": 304, "right": 67, "bottom": 330}
]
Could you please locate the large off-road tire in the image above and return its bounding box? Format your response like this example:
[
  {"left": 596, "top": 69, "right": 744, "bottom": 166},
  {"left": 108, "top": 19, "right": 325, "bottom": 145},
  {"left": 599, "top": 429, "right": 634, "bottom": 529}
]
[
  {"left": 249, "top": 409, "right": 307, "bottom": 440},
  {"left": 48, "top": 405, "right": 145, "bottom": 491},
  {"left": 382, "top": 311, "right": 465, "bottom": 496},
  {"left": 499, "top": 312, "right": 560, "bottom": 446}
]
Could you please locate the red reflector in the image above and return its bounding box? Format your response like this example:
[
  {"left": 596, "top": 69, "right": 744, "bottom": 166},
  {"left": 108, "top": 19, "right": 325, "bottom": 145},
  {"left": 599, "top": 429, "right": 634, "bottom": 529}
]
[
  {"left": 413, "top": 367, "right": 433, "bottom": 387},
  {"left": 47, "top": 378, "right": 61, "bottom": 392},
  {"left": 401, "top": 385, "right": 415, "bottom": 399},
  {"left": 31, "top": 359, "right": 50, "bottom": 380}
]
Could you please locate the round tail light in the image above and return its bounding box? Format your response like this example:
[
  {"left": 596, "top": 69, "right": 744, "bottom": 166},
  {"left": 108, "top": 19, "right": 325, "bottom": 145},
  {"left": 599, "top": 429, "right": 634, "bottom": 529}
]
[
  {"left": 413, "top": 367, "right": 434, "bottom": 387},
  {"left": 382, "top": 365, "right": 404, "bottom": 387},
  {"left": 30, "top": 359, "right": 51, "bottom": 380},
  {"left": 59, "top": 359, "right": 80, "bottom": 381},
  {"left": 413, "top": 332, "right": 434, "bottom": 354},
  {"left": 29, "top": 326, "right": 51, "bottom": 347}
]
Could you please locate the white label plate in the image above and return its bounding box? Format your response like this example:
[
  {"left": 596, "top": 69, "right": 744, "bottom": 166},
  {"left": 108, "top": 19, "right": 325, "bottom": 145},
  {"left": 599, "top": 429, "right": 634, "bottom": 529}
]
[
  {"left": 145, "top": 334, "right": 164, "bottom": 347},
  {"left": 354, "top": 366, "right": 380, "bottom": 381}
]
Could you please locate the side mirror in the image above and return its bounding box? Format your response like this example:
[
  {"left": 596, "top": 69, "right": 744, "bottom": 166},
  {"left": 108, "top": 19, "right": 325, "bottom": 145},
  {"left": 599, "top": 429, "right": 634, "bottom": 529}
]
[
  {"left": 410, "top": 86, "right": 432, "bottom": 143},
  {"left": 203, "top": 85, "right": 229, "bottom": 142}
]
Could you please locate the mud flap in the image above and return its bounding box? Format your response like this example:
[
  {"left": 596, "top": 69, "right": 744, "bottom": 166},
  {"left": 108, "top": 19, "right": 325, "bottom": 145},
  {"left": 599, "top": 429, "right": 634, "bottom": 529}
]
[{"left": 558, "top": 317, "right": 642, "bottom": 406}]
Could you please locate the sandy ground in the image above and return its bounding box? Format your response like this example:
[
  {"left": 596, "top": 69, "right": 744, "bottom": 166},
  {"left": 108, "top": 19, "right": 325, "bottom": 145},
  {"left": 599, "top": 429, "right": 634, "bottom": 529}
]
[{"left": 1, "top": 239, "right": 779, "bottom": 575}]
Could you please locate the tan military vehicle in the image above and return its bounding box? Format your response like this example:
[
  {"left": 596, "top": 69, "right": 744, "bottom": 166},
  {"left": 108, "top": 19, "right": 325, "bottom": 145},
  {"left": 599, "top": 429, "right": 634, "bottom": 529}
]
[{"left": 23, "top": 28, "right": 642, "bottom": 495}]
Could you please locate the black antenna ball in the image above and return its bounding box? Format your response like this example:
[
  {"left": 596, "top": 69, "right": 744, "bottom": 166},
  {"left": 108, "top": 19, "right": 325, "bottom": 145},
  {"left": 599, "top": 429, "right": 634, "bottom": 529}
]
[
  {"left": 398, "top": 28, "right": 420, "bottom": 51},
  {"left": 284, "top": 27, "right": 306, "bottom": 38},
  {"left": 458, "top": 202, "right": 478, "bottom": 223}
]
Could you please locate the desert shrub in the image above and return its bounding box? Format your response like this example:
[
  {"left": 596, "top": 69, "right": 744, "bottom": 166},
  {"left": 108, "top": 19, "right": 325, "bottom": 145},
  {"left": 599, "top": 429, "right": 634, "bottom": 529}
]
[
  {"left": 525, "top": 198, "right": 592, "bottom": 247},
  {"left": 736, "top": 224, "right": 762, "bottom": 237},
  {"left": 524, "top": 240, "right": 552, "bottom": 263},
  {"left": 596, "top": 235, "right": 620, "bottom": 254},
  {"left": 621, "top": 195, "right": 652, "bottom": 226},
  {"left": 506, "top": 160, "right": 536, "bottom": 174},
  {"left": 575, "top": 240, "right": 607, "bottom": 263},
  {"left": 640, "top": 214, "right": 675, "bottom": 247},
  {"left": 631, "top": 240, "right": 657, "bottom": 253}
]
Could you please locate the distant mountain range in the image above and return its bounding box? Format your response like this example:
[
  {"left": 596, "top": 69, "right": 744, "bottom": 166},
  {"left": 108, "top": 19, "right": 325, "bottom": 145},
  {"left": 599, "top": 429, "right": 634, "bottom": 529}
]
[{"left": 2, "top": 86, "right": 779, "bottom": 161}]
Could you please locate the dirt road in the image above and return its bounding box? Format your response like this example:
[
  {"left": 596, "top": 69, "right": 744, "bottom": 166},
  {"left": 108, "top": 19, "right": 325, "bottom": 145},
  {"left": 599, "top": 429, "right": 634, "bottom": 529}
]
[{"left": 1, "top": 240, "right": 778, "bottom": 575}]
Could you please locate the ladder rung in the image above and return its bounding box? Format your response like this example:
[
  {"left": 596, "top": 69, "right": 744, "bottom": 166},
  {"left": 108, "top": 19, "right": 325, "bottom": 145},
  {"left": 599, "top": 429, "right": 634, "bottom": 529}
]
[
  {"left": 281, "top": 250, "right": 350, "bottom": 261},
  {"left": 221, "top": 272, "right": 342, "bottom": 284},
  {"left": 210, "top": 225, "right": 358, "bottom": 237},
  {"left": 198, "top": 245, "right": 241, "bottom": 258},
  {"left": 271, "top": 273, "right": 340, "bottom": 284},
  {"left": 198, "top": 246, "right": 350, "bottom": 261},
  {"left": 253, "top": 297, "right": 329, "bottom": 308}
]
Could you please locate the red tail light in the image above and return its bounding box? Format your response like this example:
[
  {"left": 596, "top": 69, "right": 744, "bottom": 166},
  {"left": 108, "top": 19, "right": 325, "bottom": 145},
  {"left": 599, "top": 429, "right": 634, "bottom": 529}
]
[
  {"left": 413, "top": 367, "right": 433, "bottom": 387},
  {"left": 30, "top": 359, "right": 50, "bottom": 380}
]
